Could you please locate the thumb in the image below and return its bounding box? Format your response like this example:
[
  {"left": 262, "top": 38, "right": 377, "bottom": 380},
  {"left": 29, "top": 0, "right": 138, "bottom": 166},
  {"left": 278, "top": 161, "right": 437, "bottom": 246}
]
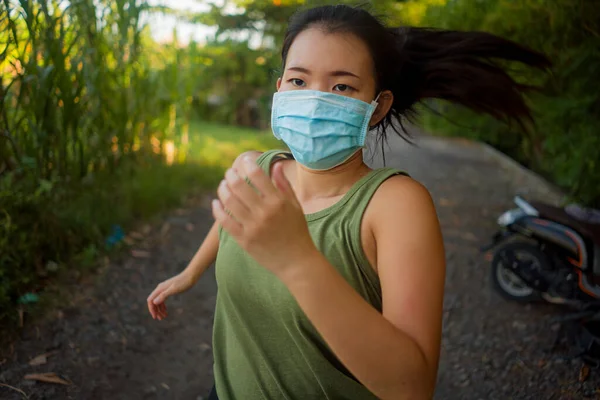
[
  {"left": 272, "top": 163, "right": 296, "bottom": 200},
  {"left": 153, "top": 287, "right": 172, "bottom": 305}
]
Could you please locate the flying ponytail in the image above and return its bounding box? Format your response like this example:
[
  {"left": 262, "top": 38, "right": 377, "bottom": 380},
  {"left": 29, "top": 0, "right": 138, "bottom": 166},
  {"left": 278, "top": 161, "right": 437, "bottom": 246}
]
[
  {"left": 389, "top": 27, "right": 551, "bottom": 133},
  {"left": 282, "top": 5, "right": 552, "bottom": 140}
]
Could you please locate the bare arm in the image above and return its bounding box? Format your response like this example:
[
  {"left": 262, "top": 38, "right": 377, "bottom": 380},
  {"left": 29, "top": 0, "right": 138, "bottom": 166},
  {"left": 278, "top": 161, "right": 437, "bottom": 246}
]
[
  {"left": 211, "top": 159, "right": 444, "bottom": 396},
  {"left": 182, "top": 220, "right": 220, "bottom": 281},
  {"left": 280, "top": 176, "right": 445, "bottom": 399},
  {"left": 147, "top": 150, "right": 263, "bottom": 319},
  {"left": 186, "top": 150, "right": 264, "bottom": 279}
]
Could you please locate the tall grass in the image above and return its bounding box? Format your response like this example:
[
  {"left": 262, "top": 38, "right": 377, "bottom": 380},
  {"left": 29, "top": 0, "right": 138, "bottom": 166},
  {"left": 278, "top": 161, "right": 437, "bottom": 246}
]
[{"left": 0, "top": 0, "right": 258, "bottom": 329}]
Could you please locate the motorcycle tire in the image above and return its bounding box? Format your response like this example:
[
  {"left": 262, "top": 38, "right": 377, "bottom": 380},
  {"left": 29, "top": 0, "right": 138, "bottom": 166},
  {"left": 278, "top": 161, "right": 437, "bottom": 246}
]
[{"left": 490, "top": 241, "right": 549, "bottom": 303}]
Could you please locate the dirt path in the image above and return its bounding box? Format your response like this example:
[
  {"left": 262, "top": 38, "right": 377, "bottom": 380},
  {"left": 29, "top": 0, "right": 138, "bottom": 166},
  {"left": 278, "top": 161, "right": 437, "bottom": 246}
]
[
  {"left": 2, "top": 134, "right": 599, "bottom": 400},
  {"left": 1, "top": 202, "right": 219, "bottom": 400}
]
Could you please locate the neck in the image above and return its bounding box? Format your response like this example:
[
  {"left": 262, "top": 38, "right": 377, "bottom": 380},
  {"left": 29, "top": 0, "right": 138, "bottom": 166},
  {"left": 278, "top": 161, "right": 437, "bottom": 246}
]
[{"left": 290, "top": 150, "right": 371, "bottom": 203}]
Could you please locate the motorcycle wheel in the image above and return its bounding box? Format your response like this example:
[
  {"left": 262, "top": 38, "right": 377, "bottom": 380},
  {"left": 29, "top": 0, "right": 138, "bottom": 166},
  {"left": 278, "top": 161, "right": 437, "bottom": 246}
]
[{"left": 491, "top": 241, "right": 549, "bottom": 302}]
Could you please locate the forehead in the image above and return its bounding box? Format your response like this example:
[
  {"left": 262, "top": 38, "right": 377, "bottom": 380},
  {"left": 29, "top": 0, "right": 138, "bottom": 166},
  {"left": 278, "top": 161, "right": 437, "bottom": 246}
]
[{"left": 285, "top": 27, "right": 374, "bottom": 76}]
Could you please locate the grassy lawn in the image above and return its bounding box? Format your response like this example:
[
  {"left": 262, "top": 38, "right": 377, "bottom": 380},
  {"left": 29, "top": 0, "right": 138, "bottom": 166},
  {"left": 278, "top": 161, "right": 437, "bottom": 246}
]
[
  {"left": 58, "top": 120, "right": 282, "bottom": 250},
  {"left": 0, "top": 121, "right": 282, "bottom": 333},
  {"left": 187, "top": 120, "right": 282, "bottom": 168}
]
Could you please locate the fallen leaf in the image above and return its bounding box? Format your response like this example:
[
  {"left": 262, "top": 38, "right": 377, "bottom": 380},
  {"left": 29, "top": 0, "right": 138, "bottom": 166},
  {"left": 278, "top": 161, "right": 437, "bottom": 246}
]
[
  {"left": 131, "top": 250, "right": 151, "bottom": 258},
  {"left": 123, "top": 236, "right": 135, "bottom": 246},
  {"left": 24, "top": 372, "right": 70, "bottom": 385},
  {"left": 141, "top": 225, "right": 152, "bottom": 235},
  {"left": 29, "top": 351, "right": 58, "bottom": 366},
  {"left": 579, "top": 364, "right": 590, "bottom": 382}
]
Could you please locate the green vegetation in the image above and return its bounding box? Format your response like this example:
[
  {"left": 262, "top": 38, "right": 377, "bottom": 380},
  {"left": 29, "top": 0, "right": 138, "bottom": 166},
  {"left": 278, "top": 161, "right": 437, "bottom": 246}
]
[
  {"left": 409, "top": 0, "right": 600, "bottom": 206},
  {"left": 182, "top": 0, "right": 600, "bottom": 205},
  {"left": 0, "top": 0, "right": 284, "bottom": 330},
  {"left": 2, "top": 0, "right": 597, "bottom": 330},
  {"left": 1, "top": 0, "right": 180, "bottom": 327},
  {"left": 1, "top": 117, "right": 278, "bottom": 328}
]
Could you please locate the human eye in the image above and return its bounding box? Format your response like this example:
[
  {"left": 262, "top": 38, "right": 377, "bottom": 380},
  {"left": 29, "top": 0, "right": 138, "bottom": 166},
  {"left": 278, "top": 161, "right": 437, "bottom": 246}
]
[
  {"left": 288, "top": 78, "right": 306, "bottom": 88},
  {"left": 333, "top": 84, "right": 355, "bottom": 93}
]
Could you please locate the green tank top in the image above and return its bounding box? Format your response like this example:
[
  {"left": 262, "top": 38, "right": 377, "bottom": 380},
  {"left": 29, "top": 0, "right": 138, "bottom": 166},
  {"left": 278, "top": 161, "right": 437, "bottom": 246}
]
[{"left": 212, "top": 150, "right": 406, "bottom": 400}]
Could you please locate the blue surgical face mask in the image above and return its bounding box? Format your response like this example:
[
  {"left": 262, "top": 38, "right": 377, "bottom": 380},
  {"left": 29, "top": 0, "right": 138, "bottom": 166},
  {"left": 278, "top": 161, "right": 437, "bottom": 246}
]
[{"left": 271, "top": 90, "right": 379, "bottom": 171}]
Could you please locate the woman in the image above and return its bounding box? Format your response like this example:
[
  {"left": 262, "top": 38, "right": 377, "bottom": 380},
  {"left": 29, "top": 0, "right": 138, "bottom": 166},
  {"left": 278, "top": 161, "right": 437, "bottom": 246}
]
[{"left": 148, "top": 5, "right": 550, "bottom": 399}]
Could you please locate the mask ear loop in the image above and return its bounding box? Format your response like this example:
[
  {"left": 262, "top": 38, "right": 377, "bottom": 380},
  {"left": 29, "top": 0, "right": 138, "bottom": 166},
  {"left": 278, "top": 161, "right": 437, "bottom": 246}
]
[{"left": 368, "top": 92, "right": 382, "bottom": 129}]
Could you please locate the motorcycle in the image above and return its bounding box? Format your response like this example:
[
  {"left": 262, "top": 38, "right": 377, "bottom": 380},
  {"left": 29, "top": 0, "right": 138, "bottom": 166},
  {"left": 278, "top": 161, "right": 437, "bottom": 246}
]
[{"left": 484, "top": 195, "right": 600, "bottom": 307}]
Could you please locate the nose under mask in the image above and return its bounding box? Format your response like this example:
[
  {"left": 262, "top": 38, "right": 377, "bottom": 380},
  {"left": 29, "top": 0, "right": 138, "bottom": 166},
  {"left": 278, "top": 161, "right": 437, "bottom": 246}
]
[{"left": 270, "top": 90, "right": 380, "bottom": 171}]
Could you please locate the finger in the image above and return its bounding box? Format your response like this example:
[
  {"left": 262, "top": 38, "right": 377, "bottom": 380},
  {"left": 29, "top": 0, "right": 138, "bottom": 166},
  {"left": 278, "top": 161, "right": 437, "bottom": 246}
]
[
  {"left": 158, "top": 303, "right": 167, "bottom": 319},
  {"left": 147, "top": 300, "right": 157, "bottom": 319},
  {"left": 242, "top": 156, "right": 278, "bottom": 198},
  {"left": 212, "top": 199, "right": 243, "bottom": 238},
  {"left": 147, "top": 283, "right": 165, "bottom": 304},
  {"left": 150, "top": 302, "right": 162, "bottom": 321},
  {"left": 159, "top": 302, "right": 167, "bottom": 315},
  {"left": 225, "top": 168, "right": 261, "bottom": 209},
  {"left": 147, "top": 288, "right": 163, "bottom": 319},
  {"left": 152, "top": 286, "right": 172, "bottom": 305},
  {"left": 217, "top": 179, "right": 252, "bottom": 223}
]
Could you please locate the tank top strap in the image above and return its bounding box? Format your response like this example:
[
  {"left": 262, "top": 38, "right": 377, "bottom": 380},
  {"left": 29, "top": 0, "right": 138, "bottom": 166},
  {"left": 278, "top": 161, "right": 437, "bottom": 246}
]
[
  {"left": 256, "top": 150, "right": 294, "bottom": 176},
  {"left": 343, "top": 167, "right": 408, "bottom": 213}
]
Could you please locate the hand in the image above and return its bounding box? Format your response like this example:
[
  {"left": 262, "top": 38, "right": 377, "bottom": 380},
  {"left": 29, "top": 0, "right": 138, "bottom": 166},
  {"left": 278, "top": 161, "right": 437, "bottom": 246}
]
[
  {"left": 147, "top": 272, "right": 195, "bottom": 320},
  {"left": 212, "top": 156, "right": 318, "bottom": 278}
]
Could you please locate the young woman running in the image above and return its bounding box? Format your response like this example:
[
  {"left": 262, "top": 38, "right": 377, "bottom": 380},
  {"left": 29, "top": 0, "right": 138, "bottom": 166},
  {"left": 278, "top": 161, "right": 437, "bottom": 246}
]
[{"left": 148, "top": 5, "right": 550, "bottom": 399}]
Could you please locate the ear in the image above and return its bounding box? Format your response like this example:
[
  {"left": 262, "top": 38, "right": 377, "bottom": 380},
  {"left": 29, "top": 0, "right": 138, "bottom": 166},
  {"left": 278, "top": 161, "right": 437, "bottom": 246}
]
[
  {"left": 276, "top": 77, "right": 282, "bottom": 91},
  {"left": 369, "top": 90, "right": 394, "bottom": 127}
]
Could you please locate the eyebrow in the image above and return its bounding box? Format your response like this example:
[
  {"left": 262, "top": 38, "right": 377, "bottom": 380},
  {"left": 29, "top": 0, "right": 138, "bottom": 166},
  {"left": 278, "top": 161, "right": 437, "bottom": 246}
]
[{"left": 287, "top": 66, "right": 360, "bottom": 79}]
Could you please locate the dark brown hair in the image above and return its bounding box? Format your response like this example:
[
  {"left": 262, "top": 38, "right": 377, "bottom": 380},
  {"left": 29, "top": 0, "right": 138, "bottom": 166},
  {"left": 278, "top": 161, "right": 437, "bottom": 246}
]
[{"left": 281, "top": 5, "right": 551, "bottom": 141}]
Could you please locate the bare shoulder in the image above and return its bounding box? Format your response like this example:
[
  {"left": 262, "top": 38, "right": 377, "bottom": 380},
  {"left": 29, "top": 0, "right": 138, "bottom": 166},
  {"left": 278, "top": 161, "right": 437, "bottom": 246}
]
[
  {"left": 373, "top": 174, "right": 435, "bottom": 212},
  {"left": 368, "top": 174, "right": 439, "bottom": 233}
]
